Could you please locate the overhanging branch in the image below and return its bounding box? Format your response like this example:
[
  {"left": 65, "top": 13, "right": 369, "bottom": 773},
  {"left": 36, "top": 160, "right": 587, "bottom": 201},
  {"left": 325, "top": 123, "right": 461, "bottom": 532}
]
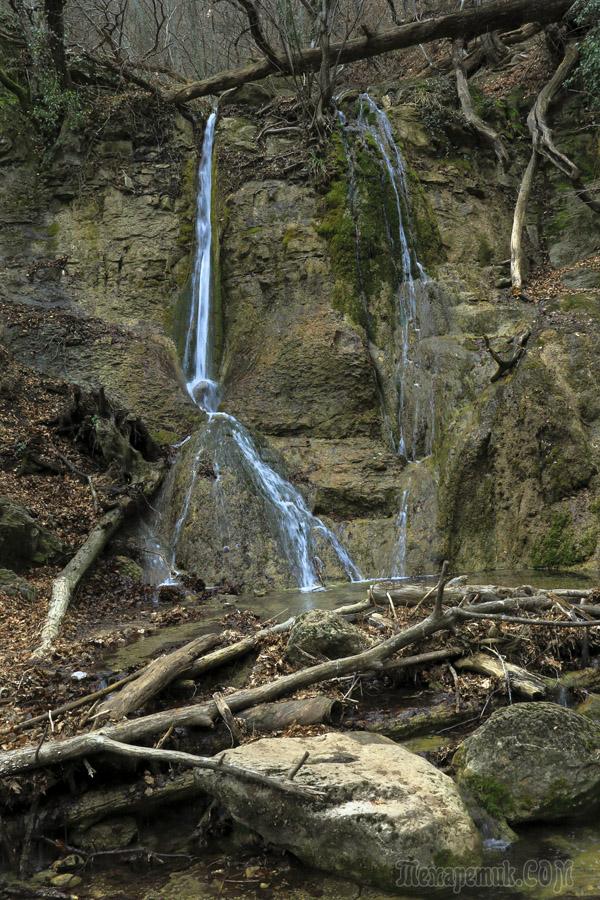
[{"left": 168, "top": 0, "right": 573, "bottom": 103}]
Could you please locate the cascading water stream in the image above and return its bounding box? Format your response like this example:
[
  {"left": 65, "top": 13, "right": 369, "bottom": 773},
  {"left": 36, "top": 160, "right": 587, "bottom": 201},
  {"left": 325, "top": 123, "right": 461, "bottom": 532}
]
[
  {"left": 149, "top": 110, "right": 362, "bottom": 592},
  {"left": 339, "top": 94, "right": 439, "bottom": 575},
  {"left": 343, "top": 94, "right": 436, "bottom": 463},
  {"left": 392, "top": 488, "right": 409, "bottom": 579},
  {"left": 184, "top": 111, "right": 219, "bottom": 412}
]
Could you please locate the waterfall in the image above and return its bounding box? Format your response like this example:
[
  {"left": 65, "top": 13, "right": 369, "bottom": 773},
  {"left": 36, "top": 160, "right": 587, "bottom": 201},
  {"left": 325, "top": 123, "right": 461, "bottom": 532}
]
[
  {"left": 148, "top": 111, "right": 361, "bottom": 592},
  {"left": 342, "top": 94, "right": 436, "bottom": 463},
  {"left": 338, "top": 94, "right": 442, "bottom": 577},
  {"left": 209, "top": 413, "right": 362, "bottom": 590},
  {"left": 184, "top": 110, "right": 219, "bottom": 412}
]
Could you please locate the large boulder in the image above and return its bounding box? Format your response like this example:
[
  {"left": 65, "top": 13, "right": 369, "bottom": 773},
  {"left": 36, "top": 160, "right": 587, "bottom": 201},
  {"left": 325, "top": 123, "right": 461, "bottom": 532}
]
[
  {"left": 453, "top": 702, "right": 600, "bottom": 823},
  {"left": 0, "top": 496, "right": 63, "bottom": 571},
  {"left": 192, "top": 731, "right": 481, "bottom": 892},
  {"left": 285, "top": 609, "right": 372, "bottom": 665}
]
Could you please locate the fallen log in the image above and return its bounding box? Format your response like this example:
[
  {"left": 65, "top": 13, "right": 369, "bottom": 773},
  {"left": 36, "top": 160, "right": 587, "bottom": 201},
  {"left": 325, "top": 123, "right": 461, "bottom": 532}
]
[
  {"left": 185, "top": 602, "right": 374, "bottom": 680},
  {"left": 239, "top": 696, "right": 342, "bottom": 733},
  {"left": 185, "top": 618, "right": 294, "bottom": 680},
  {"left": 377, "top": 646, "right": 463, "bottom": 674},
  {"left": 2, "top": 772, "right": 202, "bottom": 848},
  {"left": 95, "top": 632, "right": 222, "bottom": 722},
  {"left": 370, "top": 582, "right": 543, "bottom": 605},
  {"left": 168, "top": 0, "right": 572, "bottom": 104},
  {"left": 358, "top": 698, "right": 489, "bottom": 741},
  {"left": 33, "top": 463, "right": 164, "bottom": 657},
  {"left": 0, "top": 591, "right": 553, "bottom": 777},
  {"left": 454, "top": 651, "right": 552, "bottom": 699},
  {"left": 94, "top": 600, "right": 374, "bottom": 723}
]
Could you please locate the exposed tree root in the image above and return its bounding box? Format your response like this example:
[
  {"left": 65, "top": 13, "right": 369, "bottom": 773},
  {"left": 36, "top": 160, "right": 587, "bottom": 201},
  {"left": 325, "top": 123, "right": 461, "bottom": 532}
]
[
  {"left": 483, "top": 329, "right": 531, "bottom": 382},
  {"left": 453, "top": 37, "right": 508, "bottom": 164},
  {"left": 511, "top": 42, "right": 600, "bottom": 291}
]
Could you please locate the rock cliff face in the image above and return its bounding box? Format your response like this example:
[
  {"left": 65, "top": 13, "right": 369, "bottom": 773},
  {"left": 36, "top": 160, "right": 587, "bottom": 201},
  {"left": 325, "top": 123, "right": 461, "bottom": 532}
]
[
  {"left": 2, "top": 77, "right": 599, "bottom": 589},
  {"left": 0, "top": 96, "right": 200, "bottom": 446}
]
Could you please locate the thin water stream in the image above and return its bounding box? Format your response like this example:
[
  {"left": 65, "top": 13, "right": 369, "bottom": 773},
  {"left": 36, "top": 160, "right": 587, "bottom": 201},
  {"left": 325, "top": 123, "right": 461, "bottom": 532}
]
[{"left": 339, "top": 94, "right": 439, "bottom": 575}]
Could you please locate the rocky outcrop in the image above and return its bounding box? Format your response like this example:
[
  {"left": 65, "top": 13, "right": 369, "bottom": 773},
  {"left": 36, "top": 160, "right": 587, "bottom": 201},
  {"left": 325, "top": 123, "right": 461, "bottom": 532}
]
[
  {"left": 3, "top": 71, "right": 600, "bottom": 587},
  {"left": 0, "top": 496, "right": 63, "bottom": 571},
  {"left": 193, "top": 731, "right": 482, "bottom": 890},
  {"left": 0, "top": 97, "right": 199, "bottom": 445},
  {"left": 285, "top": 609, "right": 372, "bottom": 665},
  {"left": 453, "top": 702, "right": 600, "bottom": 823}
]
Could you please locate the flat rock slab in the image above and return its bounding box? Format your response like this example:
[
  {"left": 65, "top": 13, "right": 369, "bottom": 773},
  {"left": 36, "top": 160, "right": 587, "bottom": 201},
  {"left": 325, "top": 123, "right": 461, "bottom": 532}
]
[{"left": 193, "top": 731, "right": 481, "bottom": 892}]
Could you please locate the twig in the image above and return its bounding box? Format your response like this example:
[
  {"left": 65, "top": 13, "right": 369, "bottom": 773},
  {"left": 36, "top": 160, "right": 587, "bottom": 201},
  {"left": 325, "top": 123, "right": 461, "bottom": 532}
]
[
  {"left": 448, "top": 663, "right": 461, "bottom": 713},
  {"left": 287, "top": 750, "right": 309, "bottom": 781},
  {"left": 213, "top": 693, "right": 243, "bottom": 746},
  {"left": 433, "top": 560, "right": 450, "bottom": 619}
]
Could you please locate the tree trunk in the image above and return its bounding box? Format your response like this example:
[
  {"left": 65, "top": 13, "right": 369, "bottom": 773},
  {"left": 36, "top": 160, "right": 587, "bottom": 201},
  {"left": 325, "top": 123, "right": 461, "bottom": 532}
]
[
  {"left": 44, "top": 0, "right": 68, "bottom": 86},
  {"left": 510, "top": 149, "right": 538, "bottom": 291}
]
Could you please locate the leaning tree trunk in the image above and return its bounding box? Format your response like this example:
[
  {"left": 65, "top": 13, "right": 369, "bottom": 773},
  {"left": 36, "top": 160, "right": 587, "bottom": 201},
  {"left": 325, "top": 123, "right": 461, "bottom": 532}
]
[{"left": 33, "top": 465, "right": 163, "bottom": 657}]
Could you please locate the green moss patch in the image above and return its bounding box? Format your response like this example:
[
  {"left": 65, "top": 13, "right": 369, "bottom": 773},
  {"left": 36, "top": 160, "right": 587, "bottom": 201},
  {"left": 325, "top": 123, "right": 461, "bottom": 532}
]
[{"left": 531, "top": 511, "right": 598, "bottom": 569}]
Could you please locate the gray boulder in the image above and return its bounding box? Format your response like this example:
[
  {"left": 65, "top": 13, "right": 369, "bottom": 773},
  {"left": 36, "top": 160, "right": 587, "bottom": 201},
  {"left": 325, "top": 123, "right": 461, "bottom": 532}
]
[
  {"left": 285, "top": 609, "right": 372, "bottom": 665},
  {"left": 193, "top": 731, "right": 481, "bottom": 892},
  {"left": 453, "top": 702, "right": 600, "bottom": 823}
]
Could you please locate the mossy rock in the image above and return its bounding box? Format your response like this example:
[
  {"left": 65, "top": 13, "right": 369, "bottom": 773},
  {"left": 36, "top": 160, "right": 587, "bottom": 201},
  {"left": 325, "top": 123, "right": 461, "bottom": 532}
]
[
  {"left": 113, "top": 555, "right": 144, "bottom": 582},
  {"left": 531, "top": 511, "right": 597, "bottom": 570},
  {"left": 285, "top": 609, "right": 372, "bottom": 665},
  {"left": 0, "top": 567, "right": 36, "bottom": 601},
  {"left": 454, "top": 703, "right": 600, "bottom": 823},
  {"left": 0, "top": 496, "right": 63, "bottom": 572}
]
